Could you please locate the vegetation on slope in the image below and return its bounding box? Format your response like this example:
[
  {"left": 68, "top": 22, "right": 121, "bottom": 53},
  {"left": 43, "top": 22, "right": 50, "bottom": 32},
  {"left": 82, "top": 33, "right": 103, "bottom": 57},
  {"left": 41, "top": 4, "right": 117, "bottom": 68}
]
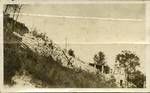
[
  {"left": 4, "top": 15, "right": 29, "bottom": 85},
  {"left": 4, "top": 16, "right": 117, "bottom": 88}
]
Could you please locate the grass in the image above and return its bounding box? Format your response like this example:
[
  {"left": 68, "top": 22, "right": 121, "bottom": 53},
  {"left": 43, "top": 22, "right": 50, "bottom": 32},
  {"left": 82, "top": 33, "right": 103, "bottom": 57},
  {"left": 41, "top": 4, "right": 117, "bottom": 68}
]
[{"left": 4, "top": 15, "right": 117, "bottom": 88}]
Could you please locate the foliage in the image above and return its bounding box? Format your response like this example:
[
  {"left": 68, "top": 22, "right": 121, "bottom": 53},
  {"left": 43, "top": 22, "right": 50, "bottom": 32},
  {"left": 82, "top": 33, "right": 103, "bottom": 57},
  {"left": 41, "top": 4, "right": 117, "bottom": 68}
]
[
  {"left": 4, "top": 16, "right": 117, "bottom": 88},
  {"left": 68, "top": 49, "right": 75, "bottom": 57},
  {"left": 127, "top": 70, "right": 146, "bottom": 88},
  {"left": 24, "top": 52, "right": 117, "bottom": 88},
  {"left": 4, "top": 43, "right": 22, "bottom": 85},
  {"left": 115, "top": 50, "right": 140, "bottom": 73},
  {"left": 4, "top": 15, "right": 29, "bottom": 36},
  {"left": 115, "top": 50, "right": 145, "bottom": 88},
  {"left": 31, "top": 29, "right": 48, "bottom": 41},
  {"left": 4, "top": 4, "right": 22, "bottom": 20},
  {"left": 4, "top": 16, "right": 29, "bottom": 85},
  {"left": 93, "top": 51, "right": 105, "bottom": 66}
]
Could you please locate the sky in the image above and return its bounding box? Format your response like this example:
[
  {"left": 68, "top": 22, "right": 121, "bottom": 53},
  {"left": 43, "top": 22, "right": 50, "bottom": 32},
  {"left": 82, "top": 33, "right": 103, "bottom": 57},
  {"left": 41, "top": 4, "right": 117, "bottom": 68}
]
[
  {"left": 17, "top": 4, "right": 145, "bottom": 43},
  {"left": 15, "top": 4, "right": 146, "bottom": 71}
]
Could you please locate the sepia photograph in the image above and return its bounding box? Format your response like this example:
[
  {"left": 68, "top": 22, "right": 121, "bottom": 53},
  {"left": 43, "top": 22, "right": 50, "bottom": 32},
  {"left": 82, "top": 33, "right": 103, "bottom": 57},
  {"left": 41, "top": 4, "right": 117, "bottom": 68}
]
[{"left": 3, "top": 3, "right": 147, "bottom": 90}]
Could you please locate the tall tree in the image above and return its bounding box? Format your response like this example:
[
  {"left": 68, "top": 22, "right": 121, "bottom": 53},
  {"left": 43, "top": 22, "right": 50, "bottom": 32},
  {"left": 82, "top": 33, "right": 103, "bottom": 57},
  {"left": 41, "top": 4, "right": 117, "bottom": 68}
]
[
  {"left": 4, "top": 4, "right": 23, "bottom": 32},
  {"left": 4, "top": 4, "right": 22, "bottom": 20},
  {"left": 115, "top": 50, "right": 140, "bottom": 87},
  {"left": 93, "top": 51, "right": 105, "bottom": 66}
]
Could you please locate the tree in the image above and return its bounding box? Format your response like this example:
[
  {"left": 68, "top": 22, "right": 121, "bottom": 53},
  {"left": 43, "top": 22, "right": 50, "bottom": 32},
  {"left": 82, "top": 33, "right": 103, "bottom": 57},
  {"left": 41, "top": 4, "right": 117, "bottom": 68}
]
[
  {"left": 68, "top": 49, "right": 75, "bottom": 57},
  {"left": 116, "top": 50, "right": 140, "bottom": 73},
  {"left": 115, "top": 50, "right": 140, "bottom": 87},
  {"left": 4, "top": 4, "right": 23, "bottom": 21},
  {"left": 127, "top": 70, "right": 146, "bottom": 88},
  {"left": 4, "top": 4, "right": 23, "bottom": 32},
  {"left": 93, "top": 51, "right": 105, "bottom": 66}
]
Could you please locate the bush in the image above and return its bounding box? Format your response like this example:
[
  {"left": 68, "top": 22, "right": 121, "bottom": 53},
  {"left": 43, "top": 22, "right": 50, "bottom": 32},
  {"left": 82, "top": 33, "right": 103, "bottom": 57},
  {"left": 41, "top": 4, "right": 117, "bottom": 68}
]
[{"left": 127, "top": 70, "right": 146, "bottom": 88}]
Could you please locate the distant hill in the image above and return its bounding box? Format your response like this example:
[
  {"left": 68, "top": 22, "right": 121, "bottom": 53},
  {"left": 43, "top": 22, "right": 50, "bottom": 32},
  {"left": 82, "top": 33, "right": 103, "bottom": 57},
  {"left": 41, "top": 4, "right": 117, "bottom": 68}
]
[{"left": 4, "top": 15, "right": 117, "bottom": 88}]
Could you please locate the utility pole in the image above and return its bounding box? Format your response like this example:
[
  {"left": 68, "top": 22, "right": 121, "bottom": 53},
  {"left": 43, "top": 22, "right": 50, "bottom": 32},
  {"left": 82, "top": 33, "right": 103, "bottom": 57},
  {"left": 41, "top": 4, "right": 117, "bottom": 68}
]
[{"left": 65, "top": 37, "right": 68, "bottom": 51}]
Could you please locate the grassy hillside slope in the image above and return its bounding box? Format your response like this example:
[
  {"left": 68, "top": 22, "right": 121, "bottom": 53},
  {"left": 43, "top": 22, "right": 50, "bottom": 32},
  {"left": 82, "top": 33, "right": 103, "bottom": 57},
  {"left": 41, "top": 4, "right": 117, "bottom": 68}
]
[{"left": 4, "top": 16, "right": 117, "bottom": 88}]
